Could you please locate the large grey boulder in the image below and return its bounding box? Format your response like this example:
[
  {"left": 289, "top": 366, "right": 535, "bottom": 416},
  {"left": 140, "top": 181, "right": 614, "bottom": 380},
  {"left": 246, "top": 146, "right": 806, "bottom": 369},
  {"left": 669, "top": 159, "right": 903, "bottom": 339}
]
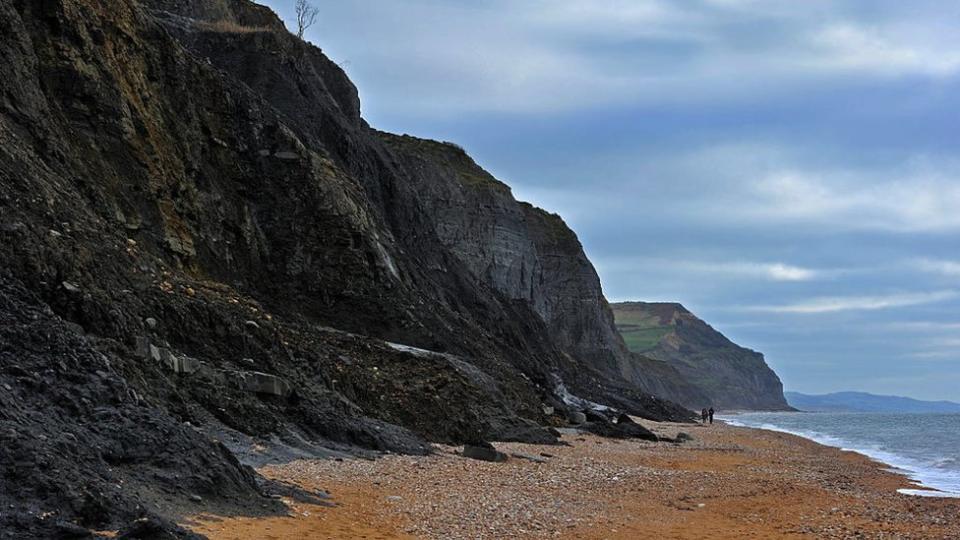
[{"left": 579, "top": 418, "right": 659, "bottom": 441}]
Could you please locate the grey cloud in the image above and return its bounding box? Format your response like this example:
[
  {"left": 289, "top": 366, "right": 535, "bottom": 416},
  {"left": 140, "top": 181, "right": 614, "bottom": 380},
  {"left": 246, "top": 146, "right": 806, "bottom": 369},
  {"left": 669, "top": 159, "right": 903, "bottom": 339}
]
[
  {"left": 268, "top": 0, "right": 960, "bottom": 116},
  {"left": 744, "top": 290, "right": 959, "bottom": 314}
]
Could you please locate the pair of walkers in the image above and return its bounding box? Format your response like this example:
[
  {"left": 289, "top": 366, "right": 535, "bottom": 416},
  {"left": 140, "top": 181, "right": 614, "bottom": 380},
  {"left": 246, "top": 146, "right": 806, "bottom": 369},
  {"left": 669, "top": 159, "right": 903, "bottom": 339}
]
[{"left": 700, "top": 407, "right": 715, "bottom": 424}]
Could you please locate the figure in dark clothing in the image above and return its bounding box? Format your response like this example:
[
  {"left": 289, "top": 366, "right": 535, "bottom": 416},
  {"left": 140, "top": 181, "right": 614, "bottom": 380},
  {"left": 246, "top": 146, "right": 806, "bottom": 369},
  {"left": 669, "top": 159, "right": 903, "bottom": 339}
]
[
  {"left": 701, "top": 408, "right": 708, "bottom": 424},
  {"left": 708, "top": 407, "right": 715, "bottom": 424}
]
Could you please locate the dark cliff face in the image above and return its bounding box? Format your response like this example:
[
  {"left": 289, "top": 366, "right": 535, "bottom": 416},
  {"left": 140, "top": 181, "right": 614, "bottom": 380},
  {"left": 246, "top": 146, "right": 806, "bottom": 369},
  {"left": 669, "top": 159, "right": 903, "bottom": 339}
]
[
  {"left": 375, "top": 133, "right": 699, "bottom": 414},
  {"left": 0, "top": 0, "right": 691, "bottom": 535},
  {"left": 377, "top": 135, "right": 621, "bottom": 373},
  {"left": 612, "top": 302, "right": 792, "bottom": 410}
]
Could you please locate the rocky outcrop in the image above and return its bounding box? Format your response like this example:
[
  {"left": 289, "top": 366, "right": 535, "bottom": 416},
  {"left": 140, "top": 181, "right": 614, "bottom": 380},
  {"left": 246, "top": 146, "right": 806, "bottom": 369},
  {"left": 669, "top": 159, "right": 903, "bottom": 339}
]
[{"left": 612, "top": 302, "right": 791, "bottom": 410}]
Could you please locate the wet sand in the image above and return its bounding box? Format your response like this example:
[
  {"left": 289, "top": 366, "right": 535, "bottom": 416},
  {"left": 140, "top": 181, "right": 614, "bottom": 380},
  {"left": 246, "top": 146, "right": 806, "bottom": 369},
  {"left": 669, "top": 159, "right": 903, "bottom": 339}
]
[{"left": 187, "top": 421, "right": 960, "bottom": 539}]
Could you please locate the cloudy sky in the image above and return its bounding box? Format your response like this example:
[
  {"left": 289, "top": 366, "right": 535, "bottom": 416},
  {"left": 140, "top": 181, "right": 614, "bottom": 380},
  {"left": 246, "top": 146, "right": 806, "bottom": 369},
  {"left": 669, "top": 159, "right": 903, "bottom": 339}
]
[{"left": 263, "top": 0, "right": 960, "bottom": 401}]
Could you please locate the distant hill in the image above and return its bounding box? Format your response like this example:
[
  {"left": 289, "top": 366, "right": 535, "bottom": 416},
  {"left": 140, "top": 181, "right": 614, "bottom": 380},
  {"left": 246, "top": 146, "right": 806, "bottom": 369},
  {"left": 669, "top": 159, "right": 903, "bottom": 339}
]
[
  {"left": 611, "top": 302, "right": 791, "bottom": 411},
  {"left": 786, "top": 392, "right": 960, "bottom": 413}
]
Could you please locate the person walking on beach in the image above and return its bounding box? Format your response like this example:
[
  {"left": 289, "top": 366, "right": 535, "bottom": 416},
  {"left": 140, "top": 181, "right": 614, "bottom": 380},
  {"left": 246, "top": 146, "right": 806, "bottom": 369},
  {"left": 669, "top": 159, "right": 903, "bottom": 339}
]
[
  {"left": 701, "top": 408, "right": 708, "bottom": 424},
  {"left": 708, "top": 407, "right": 715, "bottom": 424}
]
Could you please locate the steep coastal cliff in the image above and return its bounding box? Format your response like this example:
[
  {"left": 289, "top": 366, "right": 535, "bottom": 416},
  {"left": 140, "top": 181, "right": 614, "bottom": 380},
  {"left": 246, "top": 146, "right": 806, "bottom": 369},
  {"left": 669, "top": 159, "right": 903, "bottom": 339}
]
[
  {"left": 612, "top": 302, "right": 791, "bottom": 410},
  {"left": 0, "top": 0, "right": 693, "bottom": 536}
]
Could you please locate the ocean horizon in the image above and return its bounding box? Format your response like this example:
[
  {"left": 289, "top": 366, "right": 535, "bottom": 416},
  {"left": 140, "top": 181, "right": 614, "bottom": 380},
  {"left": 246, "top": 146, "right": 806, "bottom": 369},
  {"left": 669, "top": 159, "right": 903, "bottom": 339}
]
[{"left": 721, "top": 411, "right": 960, "bottom": 498}]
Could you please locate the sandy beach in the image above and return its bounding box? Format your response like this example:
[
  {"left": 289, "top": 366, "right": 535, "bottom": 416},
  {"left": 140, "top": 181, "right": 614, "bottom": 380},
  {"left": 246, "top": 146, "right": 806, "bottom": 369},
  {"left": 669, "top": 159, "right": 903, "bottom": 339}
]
[{"left": 186, "top": 421, "right": 960, "bottom": 539}]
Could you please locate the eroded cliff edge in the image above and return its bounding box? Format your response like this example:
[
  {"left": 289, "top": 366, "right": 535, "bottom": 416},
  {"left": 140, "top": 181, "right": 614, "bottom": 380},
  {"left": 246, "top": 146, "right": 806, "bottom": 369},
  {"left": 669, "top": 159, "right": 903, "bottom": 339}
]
[{"left": 1, "top": 0, "right": 689, "bottom": 536}]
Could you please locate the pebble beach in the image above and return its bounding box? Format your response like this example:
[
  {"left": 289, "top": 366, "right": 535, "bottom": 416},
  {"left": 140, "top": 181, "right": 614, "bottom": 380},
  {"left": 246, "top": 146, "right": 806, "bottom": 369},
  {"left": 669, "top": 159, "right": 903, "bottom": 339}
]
[{"left": 187, "top": 420, "right": 960, "bottom": 539}]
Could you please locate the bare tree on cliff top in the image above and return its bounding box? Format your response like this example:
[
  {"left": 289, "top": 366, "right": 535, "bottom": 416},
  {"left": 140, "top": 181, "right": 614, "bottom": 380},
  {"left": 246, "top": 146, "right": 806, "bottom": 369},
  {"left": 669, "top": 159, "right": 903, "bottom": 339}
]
[{"left": 295, "top": 0, "right": 319, "bottom": 39}]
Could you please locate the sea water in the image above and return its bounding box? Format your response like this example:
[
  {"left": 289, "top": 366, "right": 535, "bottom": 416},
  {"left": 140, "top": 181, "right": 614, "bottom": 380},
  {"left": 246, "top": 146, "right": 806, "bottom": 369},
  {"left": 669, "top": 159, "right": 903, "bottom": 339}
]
[{"left": 719, "top": 412, "right": 960, "bottom": 498}]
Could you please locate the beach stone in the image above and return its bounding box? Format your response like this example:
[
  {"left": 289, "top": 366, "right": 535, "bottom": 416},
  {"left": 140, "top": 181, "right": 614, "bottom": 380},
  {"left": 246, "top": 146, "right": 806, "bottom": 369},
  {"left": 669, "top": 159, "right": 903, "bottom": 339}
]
[
  {"left": 145, "top": 317, "right": 157, "bottom": 329},
  {"left": 675, "top": 432, "right": 694, "bottom": 443},
  {"left": 510, "top": 452, "right": 548, "bottom": 463},
  {"left": 463, "top": 444, "right": 508, "bottom": 463},
  {"left": 568, "top": 411, "right": 587, "bottom": 425}
]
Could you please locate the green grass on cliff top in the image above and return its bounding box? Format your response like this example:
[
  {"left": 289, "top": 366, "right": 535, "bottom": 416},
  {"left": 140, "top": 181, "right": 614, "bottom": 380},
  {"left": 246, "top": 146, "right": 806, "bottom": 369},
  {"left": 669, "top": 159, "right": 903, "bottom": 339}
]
[
  {"left": 617, "top": 326, "right": 672, "bottom": 352},
  {"left": 613, "top": 308, "right": 672, "bottom": 353}
]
